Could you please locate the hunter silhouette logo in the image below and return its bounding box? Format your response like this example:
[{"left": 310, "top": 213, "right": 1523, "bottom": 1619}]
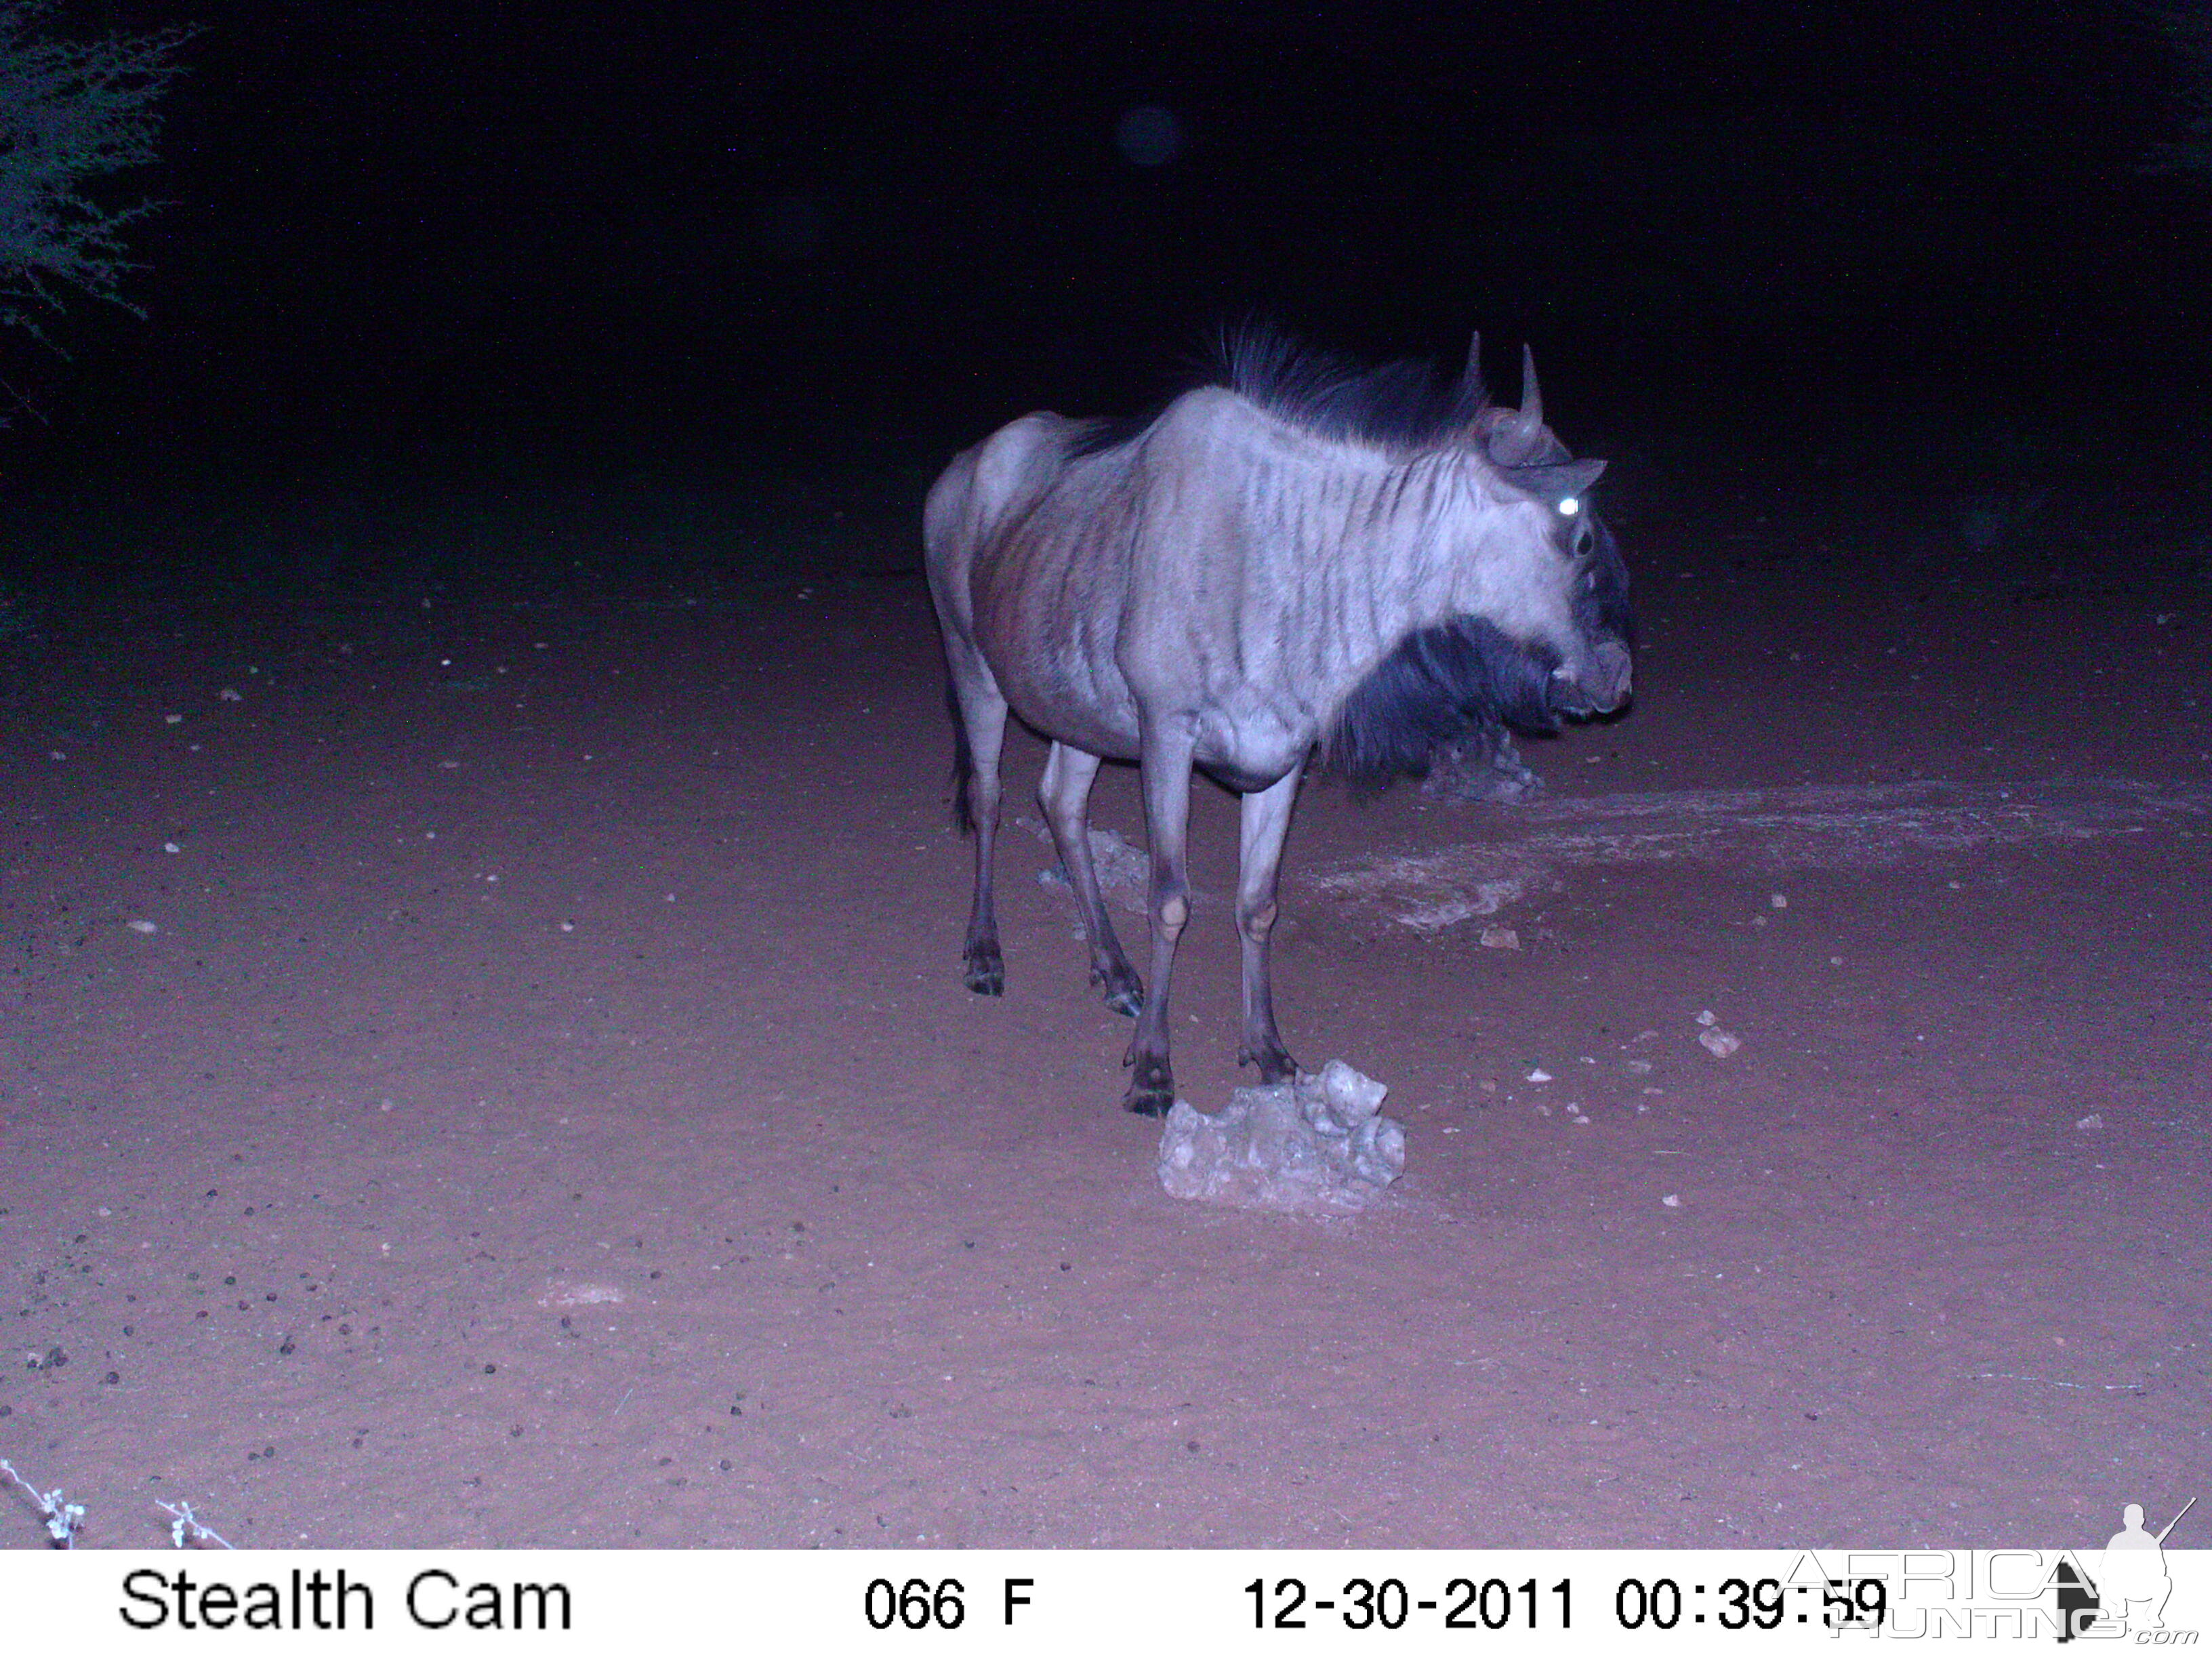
[{"left": 2060, "top": 1496, "right": 2196, "bottom": 1640}]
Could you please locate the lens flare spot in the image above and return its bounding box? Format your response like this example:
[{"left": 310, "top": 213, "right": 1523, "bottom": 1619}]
[{"left": 1115, "top": 106, "right": 1184, "bottom": 166}]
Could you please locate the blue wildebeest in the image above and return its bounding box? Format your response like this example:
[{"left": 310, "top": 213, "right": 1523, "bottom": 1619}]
[{"left": 924, "top": 332, "right": 1633, "bottom": 1116}]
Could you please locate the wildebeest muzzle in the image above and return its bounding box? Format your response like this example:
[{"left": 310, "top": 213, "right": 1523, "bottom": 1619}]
[{"left": 1550, "top": 637, "right": 1634, "bottom": 718}]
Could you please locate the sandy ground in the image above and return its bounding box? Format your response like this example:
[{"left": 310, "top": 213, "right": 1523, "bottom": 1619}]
[{"left": 1, "top": 476, "right": 2207, "bottom": 1550}]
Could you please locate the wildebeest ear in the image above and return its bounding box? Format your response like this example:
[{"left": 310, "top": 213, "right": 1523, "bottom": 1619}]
[{"left": 1511, "top": 457, "right": 1605, "bottom": 506}]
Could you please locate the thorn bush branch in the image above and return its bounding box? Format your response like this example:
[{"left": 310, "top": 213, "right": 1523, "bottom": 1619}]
[{"left": 0, "top": 1, "right": 191, "bottom": 346}]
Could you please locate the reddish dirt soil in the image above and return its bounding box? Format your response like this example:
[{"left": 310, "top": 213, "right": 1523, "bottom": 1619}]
[{"left": 3, "top": 483, "right": 2207, "bottom": 1549}]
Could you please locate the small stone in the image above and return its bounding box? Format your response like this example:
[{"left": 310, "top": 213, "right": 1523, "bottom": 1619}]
[
  {"left": 1527, "top": 1067, "right": 1553, "bottom": 1082},
  {"left": 126, "top": 920, "right": 158, "bottom": 935},
  {"left": 1695, "top": 1009, "right": 1717, "bottom": 1027},
  {"left": 2075, "top": 1114, "right": 2104, "bottom": 1132},
  {"left": 1626, "top": 1058, "right": 1654, "bottom": 1075},
  {"left": 1769, "top": 893, "right": 1788, "bottom": 909},
  {"left": 1698, "top": 1028, "right": 1741, "bottom": 1059},
  {"left": 1478, "top": 924, "right": 1520, "bottom": 950},
  {"left": 1662, "top": 1193, "right": 1681, "bottom": 1208}
]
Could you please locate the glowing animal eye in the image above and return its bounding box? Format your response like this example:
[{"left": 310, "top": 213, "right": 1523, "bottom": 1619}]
[{"left": 1559, "top": 497, "right": 1580, "bottom": 516}]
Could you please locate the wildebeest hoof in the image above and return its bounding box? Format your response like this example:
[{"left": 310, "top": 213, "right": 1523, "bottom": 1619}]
[
  {"left": 1122, "top": 1055, "right": 1174, "bottom": 1117},
  {"left": 1093, "top": 965, "right": 1144, "bottom": 1018},
  {"left": 1238, "top": 1042, "right": 1299, "bottom": 1085},
  {"left": 1123, "top": 1082, "right": 1175, "bottom": 1118},
  {"left": 962, "top": 949, "right": 1005, "bottom": 997}
]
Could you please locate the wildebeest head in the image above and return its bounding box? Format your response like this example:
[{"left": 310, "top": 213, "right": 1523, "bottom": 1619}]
[
  {"left": 1458, "top": 340, "right": 1633, "bottom": 720},
  {"left": 1323, "top": 337, "right": 1633, "bottom": 792}
]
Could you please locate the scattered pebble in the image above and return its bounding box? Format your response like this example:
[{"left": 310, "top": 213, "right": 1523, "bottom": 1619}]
[
  {"left": 1698, "top": 1027, "right": 1742, "bottom": 1059},
  {"left": 126, "top": 920, "right": 158, "bottom": 935},
  {"left": 1696, "top": 1009, "right": 1717, "bottom": 1027},
  {"left": 2075, "top": 1114, "right": 2104, "bottom": 1132},
  {"left": 164, "top": 714, "right": 182, "bottom": 725},
  {"left": 1626, "top": 1058, "right": 1654, "bottom": 1075},
  {"left": 218, "top": 689, "right": 241, "bottom": 702},
  {"left": 538, "top": 1280, "right": 625, "bottom": 1309},
  {"left": 1769, "top": 893, "right": 1788, "bottom": 909},
  {"left": 1662, "top": 1193, "right": 1681, "bottom": 1208},
  {"left": 1478, "top": 924, "right": 1520, "bottom": 950},
  {"left": 1526, "top": 1067, "right": 1552, "bottom": 1082},
  {"left": 162, "top": 842, "right": 180, "bottom": 855}
]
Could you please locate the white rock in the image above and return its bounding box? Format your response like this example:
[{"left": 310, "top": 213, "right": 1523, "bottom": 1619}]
[
  {"left": 1696, "top": 1009, "right": 1717, "bottom": 1027},
  {"left": 1478, "top": 924, "right": 1520, "bottom": 950},
  {"left": 1527, "top": 1067, "right": 1553, "bottom": 1082},
  {"left": 2075, "top": 1114, "right": 2104, "bottom": 1132},
  {"left": 126, "top": 920, "right": 158, "bottom": 935},
  {"left": 1662, "top": 1193, "right": 1681, "bottom": 1208},
  {"left": 1158, "top": 1062, "right": 1406, "bottom": 1214},
  {"left": 1698, "top": 1028, "right": 1741, "bottom": 1059}
]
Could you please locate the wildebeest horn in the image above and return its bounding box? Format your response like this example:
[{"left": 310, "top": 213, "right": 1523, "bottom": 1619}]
[
  {"left": 1519, "top": 344, "right": 1542, "bottom": 426},
  {"left": 1463, "top": 331, "right": 1487, "bottom": 405}
]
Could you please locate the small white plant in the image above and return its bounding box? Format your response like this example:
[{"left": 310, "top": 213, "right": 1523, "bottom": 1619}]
[
  {"left": 157, "top": 1498, "right": 235, "bottom": 1551},
  {"left": 0, "top": 1455, "right": 85, "bottom": 1547}
]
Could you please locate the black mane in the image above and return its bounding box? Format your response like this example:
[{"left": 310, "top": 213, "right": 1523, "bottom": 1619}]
[
  {"left": 1065, "top": 327, "right": 1492, "bottom": 461},
  {"left": 1213, "top": 325, "right": 1490, "bottom": 455}
]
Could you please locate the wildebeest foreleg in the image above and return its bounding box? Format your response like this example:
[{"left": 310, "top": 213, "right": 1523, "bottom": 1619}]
[
  {"left": 1040, "top": 741, "right": 1144, "bottom": 1017},
  {"left": 1124, "top": 722, "right": 1196, "bottom": 1116},
  {"left": 1235, "top": 764, "right": 1303, "bottom": 1083}
]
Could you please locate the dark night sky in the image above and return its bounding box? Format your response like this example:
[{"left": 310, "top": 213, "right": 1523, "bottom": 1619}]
[{"left": 12, "top": 0, "right": 2210, "bottom": 478}]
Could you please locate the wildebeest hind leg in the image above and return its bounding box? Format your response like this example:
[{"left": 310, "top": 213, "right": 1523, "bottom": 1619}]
[
  {"left": 1040, "top": 741, "right": 1143, "bottom": 1017},
  {"left": 945, "top": 642, "right": 1009, "bottom": 998},
  {"left": 1234, "top": 764, "right": 1302, "bottom": 1083}
]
